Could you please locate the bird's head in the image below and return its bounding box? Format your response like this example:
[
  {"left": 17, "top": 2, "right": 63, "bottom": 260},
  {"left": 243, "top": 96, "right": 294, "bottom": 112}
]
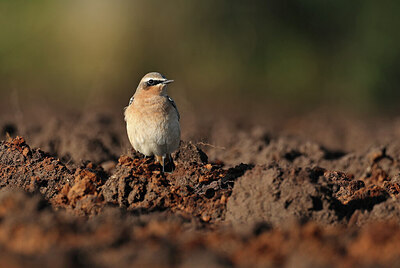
[{"left": 135, "top": 72, "right": 174, "bottom": 96}]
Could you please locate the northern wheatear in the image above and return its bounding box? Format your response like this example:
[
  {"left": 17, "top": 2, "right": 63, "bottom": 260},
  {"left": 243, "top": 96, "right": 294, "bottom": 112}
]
[{"left": 124, "top": 72, "right": 180, "bottom": 172}]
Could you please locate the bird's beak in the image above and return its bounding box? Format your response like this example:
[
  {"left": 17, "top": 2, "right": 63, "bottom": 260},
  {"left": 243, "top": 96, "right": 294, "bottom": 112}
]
[{"left": 162, "top": 79, "right": 174, "bottom": 84}]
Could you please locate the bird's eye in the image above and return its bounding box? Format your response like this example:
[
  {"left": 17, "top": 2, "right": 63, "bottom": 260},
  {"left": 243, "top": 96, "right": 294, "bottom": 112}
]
[{"left": 147, "top": 79, "right": 154, "bottom": 86}]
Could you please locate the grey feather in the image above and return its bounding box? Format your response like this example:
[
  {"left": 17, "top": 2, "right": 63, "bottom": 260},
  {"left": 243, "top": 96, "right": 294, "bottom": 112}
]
[{"left": 167, "top": 96, "right": 180, "bottom": 121}]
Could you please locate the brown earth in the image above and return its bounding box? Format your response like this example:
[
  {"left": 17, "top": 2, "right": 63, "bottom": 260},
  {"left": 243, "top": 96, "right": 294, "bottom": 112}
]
[{"left": 1, "top": 107, "right": 400, "bottom": 267}]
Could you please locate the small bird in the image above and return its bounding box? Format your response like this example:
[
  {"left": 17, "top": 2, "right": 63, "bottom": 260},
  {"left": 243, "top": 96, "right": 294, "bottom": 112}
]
[{"left": 124, "top": 72, "right": 180, "bottom": 172}]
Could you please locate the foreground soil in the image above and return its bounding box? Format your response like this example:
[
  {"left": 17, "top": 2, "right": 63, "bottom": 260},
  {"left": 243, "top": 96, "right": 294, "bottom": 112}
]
[{"left": 1, "top": 108, "right": 400, "bottom": 267}]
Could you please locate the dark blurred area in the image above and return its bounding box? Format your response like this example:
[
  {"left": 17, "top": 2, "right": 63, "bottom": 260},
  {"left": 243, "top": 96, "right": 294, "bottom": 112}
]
[{"left": 1, "top": 0, "right": 400, "bottom": 114}]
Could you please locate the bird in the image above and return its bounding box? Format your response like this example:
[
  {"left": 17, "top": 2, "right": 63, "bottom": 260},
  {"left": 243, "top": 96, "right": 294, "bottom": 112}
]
[{"left": 124, "top": 72, "right": 180, "bottom": 172}]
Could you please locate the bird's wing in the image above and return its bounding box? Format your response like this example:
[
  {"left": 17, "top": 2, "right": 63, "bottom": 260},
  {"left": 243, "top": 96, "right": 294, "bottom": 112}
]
[
  {"left": 123, "top": 96, "right": 134, "bottom": 112},
  {"left": 167, "top": 96, "right": 180, "bottom": 121}
]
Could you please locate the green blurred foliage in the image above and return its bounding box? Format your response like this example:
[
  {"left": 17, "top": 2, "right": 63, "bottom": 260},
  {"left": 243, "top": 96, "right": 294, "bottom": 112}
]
[{"left": 0, "top": 0, "right": 399, "bottom": 112}]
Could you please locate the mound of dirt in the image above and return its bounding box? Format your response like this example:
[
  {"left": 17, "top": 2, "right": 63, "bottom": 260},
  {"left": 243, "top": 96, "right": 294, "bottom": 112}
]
[
  {"left": 226, "top": 165, "right": 343, "bottom": 229},
  {"left": 101, "top": 141, "right": 250, "bottom": 222},
  {"left": 0, "top": 111, "right": 128, "bottom": 166},
  {"left": 0, "top": 137, "right": 71, "bottom": 199},
  {"left": 225, "top": 164, "right": 397, "bottom": 230}
]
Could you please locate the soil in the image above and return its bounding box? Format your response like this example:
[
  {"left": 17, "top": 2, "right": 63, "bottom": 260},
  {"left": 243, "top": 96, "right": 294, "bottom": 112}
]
[{"left": 1, "top": 107, "right": 400, "bottom": 267}]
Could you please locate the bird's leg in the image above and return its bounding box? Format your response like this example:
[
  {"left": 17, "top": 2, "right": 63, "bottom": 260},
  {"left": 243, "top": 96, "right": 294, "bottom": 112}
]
[
  {"left": 162, "top": 155, "right": 166, "bottom": 173},
  {"left": 167, "top": 154, "right": 175, "bottom": 171},
  {"left": 155, "top": 155, "right": 174, "bottom": 173},
  {"left": 155, "top": 155, "right": 165, "bottom": 173},
  {"left": 161, "top": 154, "right": 175, "bottom": 173}
]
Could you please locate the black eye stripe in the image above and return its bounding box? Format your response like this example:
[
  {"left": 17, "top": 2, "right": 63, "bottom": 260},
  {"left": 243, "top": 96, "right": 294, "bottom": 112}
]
[{"left": 146, "top": 80, "right": 162, "bottom": 86}]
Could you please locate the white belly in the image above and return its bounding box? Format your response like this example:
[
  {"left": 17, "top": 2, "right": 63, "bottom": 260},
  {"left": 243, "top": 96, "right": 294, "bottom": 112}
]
[
  {"left": 126, "top": 119, "right": 180, "bottom": 156},
  {"left": 125, "top": 101, "right": 180, "bottom": 157}
]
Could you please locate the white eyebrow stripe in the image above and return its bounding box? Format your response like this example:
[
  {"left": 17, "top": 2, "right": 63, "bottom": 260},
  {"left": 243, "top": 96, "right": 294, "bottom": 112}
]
[{"left": 144, "top": 78, "right": 165, "bottom": 83}]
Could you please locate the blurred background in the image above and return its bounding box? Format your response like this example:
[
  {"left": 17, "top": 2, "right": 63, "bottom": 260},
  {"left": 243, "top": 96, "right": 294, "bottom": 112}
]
[{"left": 1, "top": 0, "right": 400, "bottom": 114}]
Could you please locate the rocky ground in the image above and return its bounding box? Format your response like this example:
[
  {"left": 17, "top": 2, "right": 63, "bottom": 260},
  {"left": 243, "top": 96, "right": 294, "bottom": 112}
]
[{"left": 1, "top": 106, "right": 400, "bottom": 267}]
